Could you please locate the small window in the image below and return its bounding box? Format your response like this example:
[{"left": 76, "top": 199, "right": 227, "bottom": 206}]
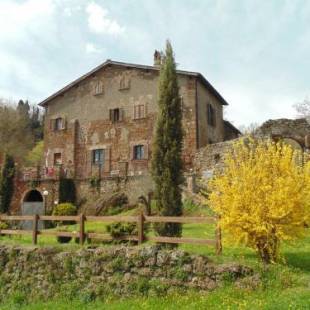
[
  {"left": 133, "top": 145, "right": 144, "bottom": 160},
  {"left": 207, "top": 104, "right": 216, "bottom": 127},
  {"left": 110, "top": 108, "right": 122, "bottom": 123},
  {"left": 134, "top": 104, "right": 145, "bottom": 120},
  {"left": 93, "top": 81, "right": 104, "bottom": 96},
  {"left": 92, "top": 149, "right": 105, "bottom": 165},
  {"left": 54, "top": 153, "right": 62, "bottom": 166},
  {"left": 55, "top": 118, "right": 64, "bottom": 131},
  {"left": 119, "top": 74, "right": 130, "bottom": 90}
]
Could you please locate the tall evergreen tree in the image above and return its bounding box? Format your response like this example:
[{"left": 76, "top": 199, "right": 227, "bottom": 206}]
[
  {"left": 0, "top": 154, "right": 15, "bottom": 213},
  {"left": 151, "top": 41, "right": 184, "bottom": 238},
  {"left": 59, "top": 177, "right": 76, "bottom": 205}
]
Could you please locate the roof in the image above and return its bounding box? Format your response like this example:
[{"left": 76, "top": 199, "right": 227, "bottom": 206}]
[
  {"left": 38, "top": 59, "right": 229, "bottom": 107},
  {"left": 224, "top": 120, "right": 241, "bottom": 135}
]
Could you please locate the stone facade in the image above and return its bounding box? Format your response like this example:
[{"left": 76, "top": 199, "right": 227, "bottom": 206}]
[
  {"left": 9, "top": 58, "right": 231, "bottom": 214},
  {"left": 194, "top": 118, "right": 310, "bottom": 181}
]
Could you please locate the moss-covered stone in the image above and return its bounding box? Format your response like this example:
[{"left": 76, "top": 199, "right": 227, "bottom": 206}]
[{"left": 0, "top": 245, "right": 253, "bottom": 302}]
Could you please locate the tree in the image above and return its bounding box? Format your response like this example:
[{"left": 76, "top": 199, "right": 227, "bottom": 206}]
[
  {"left": 208, "top": 138, "right": 310, "bottom": 263},
  {"left": 0, "top": 154, "right": 15, "bottom": 213},
  {"left": 0, "top": 100, "right": 34, "bottom": 158},
  {"left": 0, "top": 98, "right": 43, "bottom": 162},
  {"left": 151, "top": 41, "right": 184, "bottom": 238},
  {"left": 25, "top": 141, "right": 44, "bottom": 167},
  {"left": 59, "top": 177, "right": 76, "bottom": 204},
  {"left": 293, "top": 97, "right": 310, "bottom": 118},
  {"left": 239, "top": 122, "right": 260, "bottom": 136}
]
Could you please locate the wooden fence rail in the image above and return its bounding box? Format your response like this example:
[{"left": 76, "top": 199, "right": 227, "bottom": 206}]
[{"left": 0, "top": 213, "right": 222, "bottom": 254}]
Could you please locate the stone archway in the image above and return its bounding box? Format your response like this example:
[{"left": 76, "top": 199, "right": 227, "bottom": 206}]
[
  {"left": 21, "top": 190, "right": 44, "bottom": 230},
  {"left": 282, "top": 138, "right": 303, "bottom": 151}
]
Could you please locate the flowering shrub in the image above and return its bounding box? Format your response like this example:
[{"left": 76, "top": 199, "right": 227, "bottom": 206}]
[{"left": 208, "top": 138, "right": 310, "bottom": 263}]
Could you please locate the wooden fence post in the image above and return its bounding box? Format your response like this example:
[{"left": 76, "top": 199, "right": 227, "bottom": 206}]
[
  {"left": 215, "top": 217, "right": 222, "bottom": 255},
  {"left": 32, "top": 214, "right": 38, "bottom": 245},
  {"left": 137, "top": 210, "right": 144, "bottom": 245},
  {"left": 79, "top": 213, "right": 85, "bottom": 245}
]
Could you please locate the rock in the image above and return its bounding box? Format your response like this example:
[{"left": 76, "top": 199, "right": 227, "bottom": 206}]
[
  {"left": 0, "top": 245, "right": 252, "bottom": 299},
  {"left": 235, "top": 274, "right": 262, "bottom": 290}
]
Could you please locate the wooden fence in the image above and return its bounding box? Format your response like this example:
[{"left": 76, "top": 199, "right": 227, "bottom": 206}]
[{"left": 0, "top": 213, "right": 222, "bottom": 254}]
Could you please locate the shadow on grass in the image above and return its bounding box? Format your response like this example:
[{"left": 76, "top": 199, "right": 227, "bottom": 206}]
[{"left": 284, "top": 252, "right": 310, "bottom": 272}]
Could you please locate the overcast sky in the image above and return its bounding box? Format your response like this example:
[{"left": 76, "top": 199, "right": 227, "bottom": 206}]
[{"left": 0, "top": 0, "right": 309, "bottom": 127}]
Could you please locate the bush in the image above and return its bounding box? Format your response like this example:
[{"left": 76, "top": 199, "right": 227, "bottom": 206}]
[
  {"left": 106, "top": 222, "right": 149, "bottom": 243},
  {"left": 0, "top": 221, "right": 8, "bottom": 230},
  {"left": 0, "top": 221, "right": 9, "bottom": 236},
  {"left": 106, "top": 222, "right": 137, "bottom": 238},
  {"left": 53, "top": 203, "right": 77, "bottom": 216},
  {"left": 52, "top": 203, "right": 77, "bottom": 244}
]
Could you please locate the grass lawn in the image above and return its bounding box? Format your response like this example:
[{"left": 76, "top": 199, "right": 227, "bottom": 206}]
[{"left": 0, "top": 206, "right": 309, "bottom": 309}]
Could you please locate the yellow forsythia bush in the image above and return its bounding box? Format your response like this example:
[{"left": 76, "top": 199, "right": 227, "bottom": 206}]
[{"left": 208, "top": 138, "right": 310, "bottom": 263}]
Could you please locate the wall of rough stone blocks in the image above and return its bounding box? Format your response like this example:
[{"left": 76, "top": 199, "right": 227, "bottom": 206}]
[
  {"left": 256, "top": 118, "right": 310, "bottom": 147},
  {"left": 196, "top": 80, "right": 224, "bottom": 147}
]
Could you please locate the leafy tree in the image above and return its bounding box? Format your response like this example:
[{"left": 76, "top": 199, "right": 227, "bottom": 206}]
[
  {"left": 151, "top": 41, "right": 184, "bottom": 238},
  {"left": 0, "top": 100, "right": 34, "bottom": 158},
  {"left": 208, "top": 138, "right": 310, "bottom": 263},
  {"left": 0, "top": 98, "right": 43, "bottom": 162},
  {"left": 0, "top": 154, "right": 15, "bottom": 213},
  {"left": 25, "top": 141, "right": 44, "bottom": 167}
]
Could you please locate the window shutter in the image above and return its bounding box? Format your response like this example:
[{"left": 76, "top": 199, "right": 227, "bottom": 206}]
[
  {"left": 109, "top": 109, "right": 113, "bottom": 122},
  {"left": 62, "top": 117, "right": 67, "bottom": 130},
  {"left": 119, "top": 108, "right": 124, "bottom": 121},
  {"left": 88, "top": 151, "right": 92, "bottom": 177},
  {"left": 104, "top": 147, "right": 111, "bottom": 173},
  {"left": 49, "top": 119, "right": 54, "bottom": 131},
  {"left": 130, "top": 145, "right": 134, "bottom": 160},
  {"left": 144, "top": 143, "right": 149, "bottom": 160},
  {"left": 144, "top": 103, "right": 147, "bottom": 118}
]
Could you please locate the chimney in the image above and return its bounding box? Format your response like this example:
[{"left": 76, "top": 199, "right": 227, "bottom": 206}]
[{"left": 153, "top": 50, "right": 161, "bottom": 67}]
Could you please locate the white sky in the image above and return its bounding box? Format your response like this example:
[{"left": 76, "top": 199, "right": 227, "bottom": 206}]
[{"left": 0, "top": 0, "right": 309, "bottom": 128}]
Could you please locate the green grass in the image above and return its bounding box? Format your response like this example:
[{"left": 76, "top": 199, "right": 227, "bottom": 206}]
[{"left": 0, "top": 205, "right": 309, "bottom": 309}]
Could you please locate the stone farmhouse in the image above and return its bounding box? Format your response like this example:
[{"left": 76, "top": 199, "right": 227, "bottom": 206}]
[{"left": 11, "top": 53, "right": 240, "bottom": 216}]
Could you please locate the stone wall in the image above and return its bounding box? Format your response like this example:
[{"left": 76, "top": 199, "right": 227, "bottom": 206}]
[
  {"left": 0, "top": 245, "right": 252, "bottom": 300},
  {"left": 256, "top": 118, "right": 310, "bottom": 147},
  {"left": 193, "top": 140, "right": 235, "bottom": 178}
]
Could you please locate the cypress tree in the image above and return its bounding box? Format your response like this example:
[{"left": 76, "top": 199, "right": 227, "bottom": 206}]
[
  {"left": 0, "top": 154, "right": 15, "bottom": 213},
  {"left": 58, "top": 177, "right": 76, "bottom": 204},
  {"left": 151, "top": 41, "right": 184, "bottom": 238}
]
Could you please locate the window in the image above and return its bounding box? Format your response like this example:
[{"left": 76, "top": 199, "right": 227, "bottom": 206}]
[
  {"left": 133, "top": 145, "right": 144, "bottom": 160},
  {"left": 92, "top": 149, "right": 105, "bottom": 165},
  {"left": 134, "top": 104, "right": 145, "bottom": 119},
  {"left": 207, "top": 104, "right": 216, "bottom": 127},
  {"left": 110, "top": 108, "right": 123, "bottom": 123},
  {"left": 54, "top": 153, "right": 62, "bottom": 166},
  {"left": 119, "top": 74, "right": 130, "bottom": 90},
  {"left": 55, "top": 118, "right": 64, "bottom": 131},
  {"left": 93, "top": 81, "right": 104, "bottom": 96}
]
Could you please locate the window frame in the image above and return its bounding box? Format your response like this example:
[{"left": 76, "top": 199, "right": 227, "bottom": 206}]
[
  {"left": 54, "top": 118, "right": 64, "bottom": 131},
  {"left": 133, "top": 104, "right": 146, "bottom": 120},
  {"left": 207, "top": 103, "right": 216, "bottom": 127},
  {"left": 110, "top": 108, "right": 122, "bottom": 123},
  {"left": 92, "top": 149, "right": 105, "bottom": 165},
  {"left": 133, "top": 145, "right": 145, "bottom": 160},
  {"left": 53, "top": 153, "right": 62, "bottom": 166}
]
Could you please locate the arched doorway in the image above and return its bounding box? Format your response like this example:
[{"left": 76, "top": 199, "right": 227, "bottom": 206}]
[{"left": 21, "top": 190, "right": 44, "bottom": 230}]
